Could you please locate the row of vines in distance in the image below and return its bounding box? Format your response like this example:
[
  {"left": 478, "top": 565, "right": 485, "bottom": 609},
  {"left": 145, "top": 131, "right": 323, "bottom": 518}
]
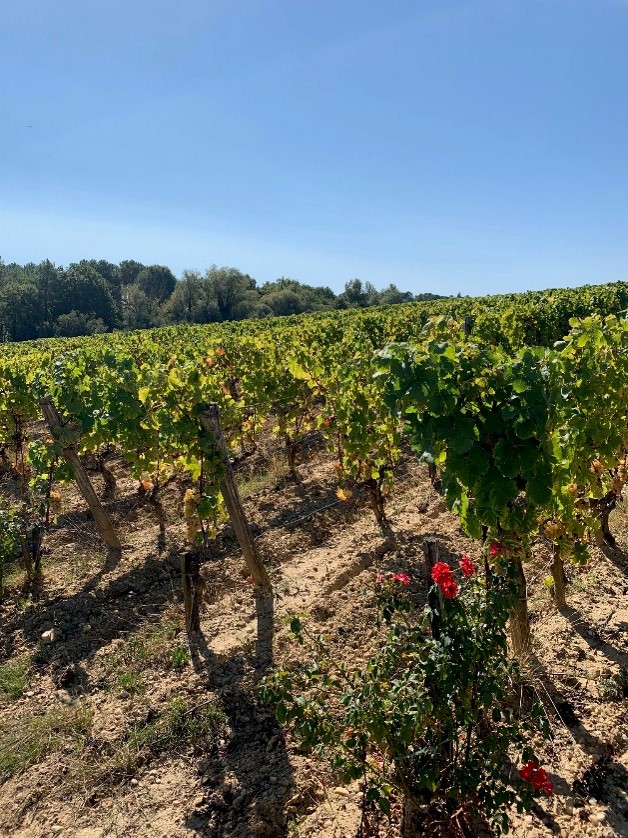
[{"left": 0, "top": 281, "right": 627, "bottom": 649}]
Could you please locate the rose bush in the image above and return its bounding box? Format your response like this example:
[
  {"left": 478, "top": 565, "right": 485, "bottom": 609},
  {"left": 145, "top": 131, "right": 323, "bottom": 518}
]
[{"left": 260, "top": 557, "right": 551, "bottom": 836}]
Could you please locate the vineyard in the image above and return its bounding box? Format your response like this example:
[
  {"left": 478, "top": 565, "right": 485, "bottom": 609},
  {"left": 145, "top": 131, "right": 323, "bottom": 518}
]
[{"left": 0, "top": 282, "right": 627, "bottom": 836}]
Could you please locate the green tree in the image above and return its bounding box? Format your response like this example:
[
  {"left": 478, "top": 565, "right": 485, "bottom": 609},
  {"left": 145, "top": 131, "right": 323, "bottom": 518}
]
[
  {"left": 0, "top": 278, "right": 42, "bottom": 341},
  {"left": 53, "top": 311, "right": 108, "bottom": 337},
  {"left": 119, "top": 259, "right": 146, "bottom": 286},
  {"left": 261, "top": 289, "right": 309, "bottom": 316},
  {"left": 122, "top": 285, "right": 165, "bottom": 330},
  {"left": 259, "top": 277, "right": 336, "bottom": 312},
  {"left": 52, "top": 264, "right": 118, "bottom": 328},
  {"left": 35, "top": 259, "right": 60, "bottom": 327},
  {"left": 378, "top": 284, "right": 414, "bottom": 306},
  {"left": 136, "top": 265, "right": 177, "bottom": 302},
  {"left": 78, "top": 259, "right": 122, "bottom": 308},
  {"left": 336, "top": 278, "right": 369, "bottom": 309},
  {"left": 205, "top": 266, "right": 257, "bottom": 321},
  {"left": 166, "top": 270, "right": 219, "bottom": 324}
]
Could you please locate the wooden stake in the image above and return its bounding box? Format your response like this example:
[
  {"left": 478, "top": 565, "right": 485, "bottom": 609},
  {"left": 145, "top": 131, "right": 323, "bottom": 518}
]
[
  {"left": 423, "top": 537, "right": 442, "bottom": 639},
  {"left": 201, "top": 404, "right": 272, "bottom": 591},
  {"left": 39, "top": 396, "right": 122, "bottom": 553},
  {"left": 201, "top": 403, "right": 273, "bottom": 661},
  {"left": 551, "top": 546, "right": 567, "bottom": 610},
  {"left": 509, "top": 553, "right": 531, "bottom": 656},
  {"left": 181, "top": 551, "right": 203, "bottom": 633},
  {"left": 423, "top": 536, "right": 440, "bottom": 585}
]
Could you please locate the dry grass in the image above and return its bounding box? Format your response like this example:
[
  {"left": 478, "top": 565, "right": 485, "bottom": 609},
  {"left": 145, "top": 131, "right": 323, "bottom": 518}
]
[
  {"left": 0, "top": 656, "right": 31, "bottom": 702},
  {"left": 104, "top": 613, "right": 188, "bottom": 695},
  {"left": 237, "top": 456, "right": 289, "bottom": 498},
  {"left": 53, "top": 697, "right": 225, "bottom": 802},
  {"left": 0, "top": 695, "right": 225, "bottom": 828},
  {"left": 0, "top": 704, "right": 93, "bottom": 781}
]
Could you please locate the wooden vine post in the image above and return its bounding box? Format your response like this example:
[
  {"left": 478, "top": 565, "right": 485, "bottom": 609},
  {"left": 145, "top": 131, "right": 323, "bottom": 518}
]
[
  {"left": 40, "top": 396, "right": 122, "bottom": 553},
  {"left": 509, "top": 552, "right": 531, "bottom": 656},
  {"left": 181, "top": 550, "right": 203, "bottom": 634},
  {"left": 551, "top": 546, "right": 567, "bottom": 610},
  {"left": 201, "top": 403, "right": 274, "bottom": 658},
  {"left": 423, "top": 536, "right": 442, "bottom": 640}
]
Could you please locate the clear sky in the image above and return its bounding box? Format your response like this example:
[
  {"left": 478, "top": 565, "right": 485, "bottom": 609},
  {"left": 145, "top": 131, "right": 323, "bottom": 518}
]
[{"left": 1, "top": 0, "right": 628, "bottom": 295}]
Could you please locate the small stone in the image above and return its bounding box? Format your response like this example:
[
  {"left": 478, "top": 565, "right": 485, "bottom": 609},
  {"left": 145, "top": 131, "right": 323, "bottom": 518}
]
[
  {"left": 588, "top": 798, "right": 597, "bottom": 806},
  {"left": 564, "top": 798, "right": 574, "bottom": 814},
  {"left": 83, "top": 624, "right": 92, "bottom": 633},
  {"left": 193, "top": 795, "right": 204, "bottom": 807},
  {"left": 41, "top": 629, "right": 56, "bottom": 643},
  {"left": 524, "top": 814, "right": 534, "bottom": 826},
  {"left": 593, "top": 812, "right": 606, "bottom": 824},
  {"left": 130, "top": 778, "right": 139, "bottom": 787},
  {"left": 25, "top": 691, "right": 34, "bottom": 698}
]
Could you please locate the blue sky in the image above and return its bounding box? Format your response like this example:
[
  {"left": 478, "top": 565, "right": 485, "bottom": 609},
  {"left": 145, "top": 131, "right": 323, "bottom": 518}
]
[{"left": 1, "top": 0, "right": 628, "bottom": 295}]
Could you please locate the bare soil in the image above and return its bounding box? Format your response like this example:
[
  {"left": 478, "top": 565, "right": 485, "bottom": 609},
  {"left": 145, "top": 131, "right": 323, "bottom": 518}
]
[{"left": 0, "top": 439, "right": 626, "bottom": 838}]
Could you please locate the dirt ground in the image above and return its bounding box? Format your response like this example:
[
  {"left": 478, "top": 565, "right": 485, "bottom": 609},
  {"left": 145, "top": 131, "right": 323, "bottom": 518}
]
[{"left": 0, "top": 437, "right": 626, "bottom": 838}]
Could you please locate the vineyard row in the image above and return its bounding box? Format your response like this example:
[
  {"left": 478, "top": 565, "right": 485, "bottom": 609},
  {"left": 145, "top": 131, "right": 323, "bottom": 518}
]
[{"left": 1, "top": 281, "right": 628, "bottom": 650}]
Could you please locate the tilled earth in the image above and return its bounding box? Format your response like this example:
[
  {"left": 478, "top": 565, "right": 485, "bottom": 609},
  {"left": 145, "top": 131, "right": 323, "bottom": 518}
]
[{"left": 0, "top": 444, "right": 627, "bottom": 838}]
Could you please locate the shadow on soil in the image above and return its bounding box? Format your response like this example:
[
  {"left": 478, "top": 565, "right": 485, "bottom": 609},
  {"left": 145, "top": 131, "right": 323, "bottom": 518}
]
[
  {"left": 0, "top": 549, "right": 180, "bottom": 672},
  {"left": 601, "top": 543, "right": 628, "bottom": 575},
  {"left": 1, "top": 536, "right": 292, "bottom": 837},
  {"left": 527, "top": 631, "right": 628, "bottom": 835},
  {"left": 186, "top": 633, "right": 294, "bottom": 838}
]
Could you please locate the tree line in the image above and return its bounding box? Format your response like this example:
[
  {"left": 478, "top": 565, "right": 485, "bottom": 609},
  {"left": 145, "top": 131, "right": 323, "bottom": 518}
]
[{"left": 0, "top": 258, "right": 445, "bottom": 342}]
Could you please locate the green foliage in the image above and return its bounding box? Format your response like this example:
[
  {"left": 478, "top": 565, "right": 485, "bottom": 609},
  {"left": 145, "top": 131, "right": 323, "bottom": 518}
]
[
  {"left": 170, "top": 645, "right": 190, "bottom": 669},
  {"left": 135, "top": 264, "right": 177, "bottom": 303},
  {"left": 0, "top": 502, "right": 23, "bottom": 594},
  {"left": 376, "top": 329, "right": 555, "bottom": 538},
  {"left": 3, "top": 282, "right": 628, "bottom": 578},
  {"left": 0, "top": 657, "right": 31, "bottom": 702},
  {"left": 53, "top": 263, "right": 118, "bottom": 329},
  {"left": 261, "top": 567, "right": 550, "bottom": 834},
  {"left": 7, "top": 255, "right": 626, "bottom": 342},
  {"left": 597, "top": 666, "right": 628, "bottom": 700}
]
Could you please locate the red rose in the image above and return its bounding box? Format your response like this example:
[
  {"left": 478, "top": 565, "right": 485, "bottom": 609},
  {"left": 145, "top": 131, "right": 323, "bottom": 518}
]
[
  {"left": 458, "top": 556, "right": 475, "bottom": 577},
  {"left": 519, "top": 761, "right": 538, "bottom": 782},
  {"left": 539, "top": 778, "right": 553, "bottom": 795},
  {"left": 431, "top": 562, "right": 453, "bottom": 585},
  {"left": 519, "top": 762, "right": 553, "bottom": 796},
  {"left": 440, "top": 579, "right": 459, "bottom": 599}
]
